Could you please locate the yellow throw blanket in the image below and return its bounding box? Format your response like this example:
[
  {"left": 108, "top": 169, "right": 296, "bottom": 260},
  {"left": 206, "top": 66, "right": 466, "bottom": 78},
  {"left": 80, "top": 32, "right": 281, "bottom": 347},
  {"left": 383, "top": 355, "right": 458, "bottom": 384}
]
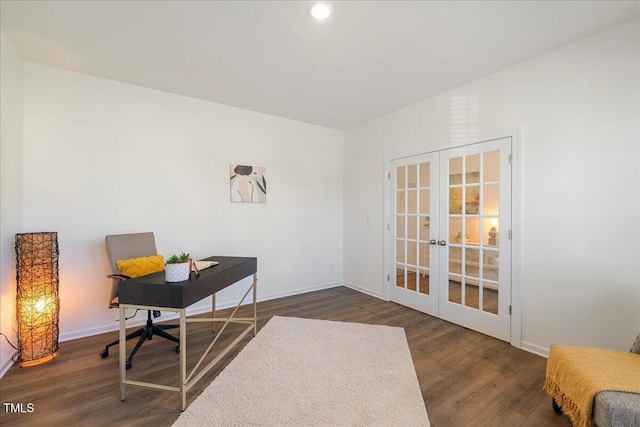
[{"left": 544, "top": 345, "right": 640, "bottom": 427}]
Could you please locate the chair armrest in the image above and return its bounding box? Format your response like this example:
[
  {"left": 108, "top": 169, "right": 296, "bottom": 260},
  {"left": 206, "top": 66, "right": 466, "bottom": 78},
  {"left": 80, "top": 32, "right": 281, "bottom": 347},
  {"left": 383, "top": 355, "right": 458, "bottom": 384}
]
[
  {"left": 107, "top": 274, "right": 131, "bottom": 281},
  {"left": 631, "top": 333, "right": 640, "bottom": 354}
]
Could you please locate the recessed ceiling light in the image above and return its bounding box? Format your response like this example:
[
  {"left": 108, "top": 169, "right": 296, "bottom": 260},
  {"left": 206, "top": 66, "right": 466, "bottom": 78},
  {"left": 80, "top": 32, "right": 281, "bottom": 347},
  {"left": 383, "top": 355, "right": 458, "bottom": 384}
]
[{"left": 310, "top": 2, "right": 332, "bottom": 20}]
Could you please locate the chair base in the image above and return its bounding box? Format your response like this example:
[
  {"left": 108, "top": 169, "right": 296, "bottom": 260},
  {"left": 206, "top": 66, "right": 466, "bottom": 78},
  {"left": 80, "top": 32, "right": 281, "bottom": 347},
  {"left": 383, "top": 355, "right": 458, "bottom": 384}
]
[{"left": 100, "top": 310, "right": 179, "bottom": 370}]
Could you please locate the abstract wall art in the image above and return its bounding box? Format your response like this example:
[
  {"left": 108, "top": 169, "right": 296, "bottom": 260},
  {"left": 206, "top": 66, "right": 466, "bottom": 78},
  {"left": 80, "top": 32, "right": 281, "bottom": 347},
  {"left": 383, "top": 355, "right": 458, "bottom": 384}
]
[{"left": 230, "top": 164, "right": 267, "bottom": 203}]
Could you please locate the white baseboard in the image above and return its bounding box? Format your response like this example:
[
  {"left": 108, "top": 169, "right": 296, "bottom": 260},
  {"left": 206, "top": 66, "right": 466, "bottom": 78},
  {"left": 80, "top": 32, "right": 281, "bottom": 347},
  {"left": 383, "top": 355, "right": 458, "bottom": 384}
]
[
  {"left": 1, "top": 351, "right": 17, "bottom": 378},
  {"left": 521, "top": 341, "right": 549, "bottom": 358},
  {"left": 343, "top": 282, "right": 385, "bottom": 300},
  {"left": 255, "top": 281, "right": 344, "bottom": 305},
  {"left": 59, "top": 281, "right": 345, "bottom": 343}
]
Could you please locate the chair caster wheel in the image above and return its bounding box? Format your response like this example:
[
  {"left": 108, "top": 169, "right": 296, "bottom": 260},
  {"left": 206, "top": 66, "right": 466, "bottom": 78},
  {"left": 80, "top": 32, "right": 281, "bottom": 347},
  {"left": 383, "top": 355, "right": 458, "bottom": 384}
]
[
  {"left": 552, "top": 399, "right": 563, "bottom": 414},
  {"left": 126, "top": 360, "right": 132, "bottom": 370},
  {"left": 100, "top": 349, "right": 109, "bottom": 358},
  {"left": 176, "top": 345, "right": 180, "bottom": 353}
]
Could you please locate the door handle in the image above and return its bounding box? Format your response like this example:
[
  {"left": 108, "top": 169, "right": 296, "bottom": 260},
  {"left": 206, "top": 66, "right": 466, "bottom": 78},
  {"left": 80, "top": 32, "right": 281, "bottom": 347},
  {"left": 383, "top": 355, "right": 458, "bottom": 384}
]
[
  {"left": 429, "top": 239, "right": 437, "bottom": 245},
  {"left": 438, "top": 240, "right": 447, "bottom": 246}
]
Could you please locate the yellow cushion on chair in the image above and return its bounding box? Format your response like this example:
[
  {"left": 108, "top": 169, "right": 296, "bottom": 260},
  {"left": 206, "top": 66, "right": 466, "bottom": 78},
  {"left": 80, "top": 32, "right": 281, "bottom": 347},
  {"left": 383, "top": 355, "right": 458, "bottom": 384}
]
[{"left": 116, "top": 255, "right": 165, "bottom": 278}]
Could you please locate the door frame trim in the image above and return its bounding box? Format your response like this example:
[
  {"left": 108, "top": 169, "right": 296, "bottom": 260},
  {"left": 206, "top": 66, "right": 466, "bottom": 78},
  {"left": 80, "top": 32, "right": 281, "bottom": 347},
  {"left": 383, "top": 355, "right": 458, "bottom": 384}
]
[{"left": 383, "top": 128, "right": 522, "bottom": 348}]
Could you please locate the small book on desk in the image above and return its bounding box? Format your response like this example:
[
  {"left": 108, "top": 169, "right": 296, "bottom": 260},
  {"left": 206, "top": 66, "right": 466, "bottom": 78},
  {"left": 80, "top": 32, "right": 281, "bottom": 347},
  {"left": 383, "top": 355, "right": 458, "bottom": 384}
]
[{"left": 194, "top": 260, "right": 218, "bottom": 271}]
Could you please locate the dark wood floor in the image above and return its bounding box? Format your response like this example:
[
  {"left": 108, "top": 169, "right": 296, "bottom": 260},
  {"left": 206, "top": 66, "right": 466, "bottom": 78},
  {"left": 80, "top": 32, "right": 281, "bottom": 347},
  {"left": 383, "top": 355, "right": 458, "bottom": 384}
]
[{"left": 0, "top": 286, "right": 570, "bottom": 426}]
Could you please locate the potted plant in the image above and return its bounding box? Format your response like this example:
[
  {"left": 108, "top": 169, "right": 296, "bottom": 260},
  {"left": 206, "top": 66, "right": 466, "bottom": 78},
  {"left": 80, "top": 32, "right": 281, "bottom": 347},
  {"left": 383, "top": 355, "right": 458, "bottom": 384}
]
[{"left": 165, "top": 252, "right": 191, "bottom": 282}]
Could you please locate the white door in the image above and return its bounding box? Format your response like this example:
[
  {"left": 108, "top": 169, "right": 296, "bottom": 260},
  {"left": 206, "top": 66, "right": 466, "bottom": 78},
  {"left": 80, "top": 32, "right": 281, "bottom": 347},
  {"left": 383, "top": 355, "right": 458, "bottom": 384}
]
[
  {"left": 388, "top": 138, "right": 512, "bottom": 342},
  {"left": 389, "top": 153, "right": 439, "bottom": 316},
  {"left": 437, "top": 138, "right": 512, "bottom": 341}
]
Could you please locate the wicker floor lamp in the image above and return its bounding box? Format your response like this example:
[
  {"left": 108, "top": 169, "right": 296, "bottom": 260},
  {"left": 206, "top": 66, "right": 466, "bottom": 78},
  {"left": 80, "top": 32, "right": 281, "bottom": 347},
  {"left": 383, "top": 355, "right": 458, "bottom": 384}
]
[{"left": 15, "top": 232, "right": 60, "bottom": 366}]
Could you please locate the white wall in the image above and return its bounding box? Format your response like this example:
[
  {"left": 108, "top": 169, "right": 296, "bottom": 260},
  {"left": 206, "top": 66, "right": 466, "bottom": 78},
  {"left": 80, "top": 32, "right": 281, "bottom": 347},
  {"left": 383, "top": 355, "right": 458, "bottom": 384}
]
[
  {"left": 0, "top": 31, "right": 24, "bottom": 375},
  {"left": 344, "top": 20, "right": 639, "bottom": 354},
  {"left": 5, "top": 18, "right": 638, "bottom": 369},
  {"left": 21, "top": 63, "right": 344, "bottom": 341}
]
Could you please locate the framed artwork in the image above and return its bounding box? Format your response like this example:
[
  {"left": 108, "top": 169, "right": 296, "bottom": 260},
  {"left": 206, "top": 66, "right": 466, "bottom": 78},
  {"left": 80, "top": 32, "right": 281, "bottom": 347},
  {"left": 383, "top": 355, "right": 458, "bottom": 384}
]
[
  {"left": 230, "top": 164, "right": 267, "bottom": 203},
  {"left": 449, "top": 171, "right": 480, "bottom": 214},
  {"left": 449, "top": 171, "right": 479, "bottom": 185}
]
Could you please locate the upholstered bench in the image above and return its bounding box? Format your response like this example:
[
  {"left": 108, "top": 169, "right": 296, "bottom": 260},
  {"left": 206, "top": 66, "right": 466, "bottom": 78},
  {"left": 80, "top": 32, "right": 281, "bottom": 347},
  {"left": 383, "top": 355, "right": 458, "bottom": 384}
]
[
  {"left": 546, "top": 333, "right": 640, "bottom": 427},
  {"left": 591, "top": 334, "right": 640, "bottom": 427},
  {"left": 592, "top": 390, "right": 640, "bottom": 427}
]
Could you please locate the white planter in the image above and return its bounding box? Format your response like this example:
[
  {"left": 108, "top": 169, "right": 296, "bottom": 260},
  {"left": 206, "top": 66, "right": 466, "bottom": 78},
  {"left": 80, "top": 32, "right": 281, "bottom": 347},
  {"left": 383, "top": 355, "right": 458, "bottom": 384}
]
[{"left": 165, "top": 262, "right": 190, "bottom": 282}]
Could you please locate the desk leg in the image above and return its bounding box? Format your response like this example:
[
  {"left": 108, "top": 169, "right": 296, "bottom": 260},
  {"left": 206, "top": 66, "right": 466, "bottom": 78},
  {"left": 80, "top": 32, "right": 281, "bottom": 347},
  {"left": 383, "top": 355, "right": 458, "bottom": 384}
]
[
  {"left": 253, "top": 273, "right": 258, "bottom": 336},
  {"left": 119, "top": 305, "right": 126, "bottom": 401},
  {"left": 212, "top": 294, "right": 216, "bottom": 333},
  {"left": 180, "top": 308, "right": 187, "bottom": 411}
]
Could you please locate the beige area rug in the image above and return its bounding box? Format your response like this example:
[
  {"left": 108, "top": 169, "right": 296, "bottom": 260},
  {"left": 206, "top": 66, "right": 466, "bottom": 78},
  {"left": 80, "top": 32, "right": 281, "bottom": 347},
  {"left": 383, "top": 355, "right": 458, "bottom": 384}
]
[{"left": 173, "top": 316, "right": 430, "bottom": 427}]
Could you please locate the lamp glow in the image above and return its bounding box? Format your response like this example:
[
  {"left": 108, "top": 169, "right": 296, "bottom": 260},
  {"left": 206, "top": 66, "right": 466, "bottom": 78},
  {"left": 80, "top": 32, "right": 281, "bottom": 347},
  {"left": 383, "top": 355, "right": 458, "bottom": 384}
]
[
  {"left": 16, "top": 232, "right": 60, "bottom": 366},
  {"left": 310, "top": 2, "right": 332, "bottom": 20}
]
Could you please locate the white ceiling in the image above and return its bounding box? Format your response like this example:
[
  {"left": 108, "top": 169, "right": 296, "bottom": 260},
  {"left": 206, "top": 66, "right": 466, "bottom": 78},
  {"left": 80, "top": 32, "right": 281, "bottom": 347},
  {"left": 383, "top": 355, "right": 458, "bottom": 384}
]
[{"left": 1, "top": 1, "right": 638, "bottom": 130}]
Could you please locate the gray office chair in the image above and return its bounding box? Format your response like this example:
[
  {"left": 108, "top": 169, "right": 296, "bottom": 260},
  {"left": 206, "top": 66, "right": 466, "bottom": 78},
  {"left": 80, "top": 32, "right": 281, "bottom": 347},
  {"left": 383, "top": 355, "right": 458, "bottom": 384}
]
[{"left": 100, "top": 232, "right": 179, "bottom": 370}]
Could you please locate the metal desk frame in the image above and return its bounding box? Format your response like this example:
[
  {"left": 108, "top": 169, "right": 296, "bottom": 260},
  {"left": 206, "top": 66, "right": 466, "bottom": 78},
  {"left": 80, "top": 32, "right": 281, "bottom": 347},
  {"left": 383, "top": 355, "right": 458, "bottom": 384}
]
[{"left": 118, "top": 258, "right": 257, "bottom": 411}]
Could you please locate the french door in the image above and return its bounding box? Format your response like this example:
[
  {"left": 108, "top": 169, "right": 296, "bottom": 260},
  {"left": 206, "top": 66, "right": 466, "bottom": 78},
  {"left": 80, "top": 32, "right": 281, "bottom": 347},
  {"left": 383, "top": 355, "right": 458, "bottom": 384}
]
[
  {"left": 390, "top": 152, "right": 440, "bottom": 316},
  {"left": 389, "top": 138, "right": 512, "bottom": 341}
]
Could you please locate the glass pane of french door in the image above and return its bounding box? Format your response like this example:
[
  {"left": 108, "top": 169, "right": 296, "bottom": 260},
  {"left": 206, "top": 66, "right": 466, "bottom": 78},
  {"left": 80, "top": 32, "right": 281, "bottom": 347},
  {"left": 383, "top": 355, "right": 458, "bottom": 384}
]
[{"left": 446, "top": 153, "right": 495, "bottom": 311}]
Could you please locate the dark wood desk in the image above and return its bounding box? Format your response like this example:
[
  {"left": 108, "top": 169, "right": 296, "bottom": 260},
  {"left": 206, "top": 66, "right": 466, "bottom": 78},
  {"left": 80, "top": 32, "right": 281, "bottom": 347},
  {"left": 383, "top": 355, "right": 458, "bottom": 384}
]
[{"left": 118, "top": 256, "right": 257, "bottom": 410}]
